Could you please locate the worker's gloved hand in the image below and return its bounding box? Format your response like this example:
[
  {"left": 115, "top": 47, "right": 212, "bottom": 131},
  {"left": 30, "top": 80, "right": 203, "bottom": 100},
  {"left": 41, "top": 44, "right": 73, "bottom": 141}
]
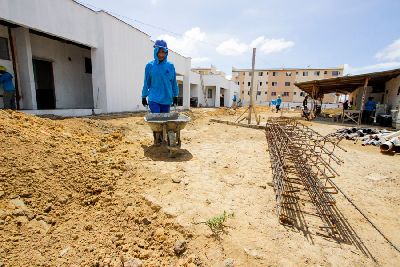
[
  {"left": 142, "top": 97, "right": 148, "bottom": 106},
  {"left": 173, "top": 97, "right": 178, "bottom": 106}
]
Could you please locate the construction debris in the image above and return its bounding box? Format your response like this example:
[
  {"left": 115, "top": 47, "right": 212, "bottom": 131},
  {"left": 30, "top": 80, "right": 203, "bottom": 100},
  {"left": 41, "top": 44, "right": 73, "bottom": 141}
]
[{"left": 329, "top": 127, "right": 400, "bottom": 152}]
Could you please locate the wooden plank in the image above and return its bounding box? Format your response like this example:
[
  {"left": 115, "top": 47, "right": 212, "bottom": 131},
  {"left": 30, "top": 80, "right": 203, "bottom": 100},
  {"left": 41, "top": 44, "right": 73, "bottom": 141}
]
[{"left": 209, "top": 119, "right": 265, "bottom": 130}]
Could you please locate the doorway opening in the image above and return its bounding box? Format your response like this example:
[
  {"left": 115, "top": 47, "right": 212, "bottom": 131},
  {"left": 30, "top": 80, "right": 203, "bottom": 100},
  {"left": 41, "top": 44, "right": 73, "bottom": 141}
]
[{"left": 33, "top": 59, "right": 55, "bottom": 109}]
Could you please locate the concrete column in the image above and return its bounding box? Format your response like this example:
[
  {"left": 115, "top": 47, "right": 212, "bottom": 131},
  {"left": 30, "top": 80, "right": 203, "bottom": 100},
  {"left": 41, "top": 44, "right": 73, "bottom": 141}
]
[
  {"left": 215, "top": 86, "right": 220, "bottom": 107},
  {"left": 12, "top": 27, "right": 36, "bottom": 110},
  {"left": 182, "top": 74, "right": 190, "bottom": 110},
  {"left": 91, "top": 47, "right": 108, "bottom": 113}
]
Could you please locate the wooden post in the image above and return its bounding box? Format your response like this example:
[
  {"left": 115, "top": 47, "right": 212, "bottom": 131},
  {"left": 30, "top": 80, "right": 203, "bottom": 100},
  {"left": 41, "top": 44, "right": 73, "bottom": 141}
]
[
  {"left": 247, "top": 48, "right": 256, "bottom": 124},
  {"left": 359, "top": 77, "right": 369, "bottom": 125}
]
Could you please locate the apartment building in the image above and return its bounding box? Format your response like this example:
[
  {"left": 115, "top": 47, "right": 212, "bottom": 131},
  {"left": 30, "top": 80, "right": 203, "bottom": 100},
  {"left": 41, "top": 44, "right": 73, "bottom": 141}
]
[{"left": 232, "top": 67, "right": 344, "bottom": 105}]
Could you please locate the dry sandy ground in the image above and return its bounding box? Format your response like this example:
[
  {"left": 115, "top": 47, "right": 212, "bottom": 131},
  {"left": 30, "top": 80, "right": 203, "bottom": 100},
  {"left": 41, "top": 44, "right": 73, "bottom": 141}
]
[{"left": 1, "top": 107, "right": 399, "bottom": 266}]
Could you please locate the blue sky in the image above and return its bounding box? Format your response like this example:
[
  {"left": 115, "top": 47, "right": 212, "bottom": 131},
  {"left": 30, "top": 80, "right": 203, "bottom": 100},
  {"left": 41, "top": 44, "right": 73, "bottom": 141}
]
[{"left": 79, "top": 0, "right": 400, "bottom": 77}]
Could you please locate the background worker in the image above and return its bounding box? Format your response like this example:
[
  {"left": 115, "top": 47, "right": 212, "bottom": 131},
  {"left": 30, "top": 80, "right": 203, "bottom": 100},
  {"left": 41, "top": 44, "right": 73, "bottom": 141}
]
[
  {"left": 362, "top": 97, "right": 376, "bottom": 124},
  {"left": 276, "top": 95, "right": 282, "bottom": 113},
  {"left": 231, "top": 93, "right": 237, "bottom": 109},
  {"left": 303, "top": 95, "right": 308, "bottom": 110},
  {"left": 343, "top": 100, "right": 349, "bottom": 111},
  {"left": 0, "top": 66, "right": 16, "bottom": 110},
  {"left": 141, "top": 40, "right": 178, "bottom": 113}
]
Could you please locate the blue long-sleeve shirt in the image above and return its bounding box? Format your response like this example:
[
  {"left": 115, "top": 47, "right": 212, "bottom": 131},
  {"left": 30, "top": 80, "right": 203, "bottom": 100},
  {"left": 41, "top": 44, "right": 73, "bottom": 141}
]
[
  {"left": 276, "top": 97, "right": 282, "bottom": 105},
  {"left": 0, "top": 72, "right": 15, "bottom": 92},
  {"left": 364, "top": 100, "right": 376, "bottom": 111},
  {"left": 141, "top": 47, "right": 178, "bottom": 105}
]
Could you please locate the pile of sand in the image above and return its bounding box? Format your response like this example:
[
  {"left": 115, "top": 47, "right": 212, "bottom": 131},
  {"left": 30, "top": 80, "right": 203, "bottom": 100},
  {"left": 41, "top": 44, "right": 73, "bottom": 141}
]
[{"left": 0, "top": 110, "right": 197, "bottom": 266}]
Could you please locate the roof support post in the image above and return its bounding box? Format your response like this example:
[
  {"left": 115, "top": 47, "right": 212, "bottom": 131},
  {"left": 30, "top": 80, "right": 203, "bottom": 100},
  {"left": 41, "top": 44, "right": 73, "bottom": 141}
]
[{"left": 359, "top": 77, "right": 369, "bottom": 125}]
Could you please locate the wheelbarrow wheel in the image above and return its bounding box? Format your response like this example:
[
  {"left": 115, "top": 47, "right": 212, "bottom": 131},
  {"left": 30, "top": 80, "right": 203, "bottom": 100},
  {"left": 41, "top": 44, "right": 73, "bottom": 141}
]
[{"left": 168, "top": 149, "right": 178, "bottom": 158}]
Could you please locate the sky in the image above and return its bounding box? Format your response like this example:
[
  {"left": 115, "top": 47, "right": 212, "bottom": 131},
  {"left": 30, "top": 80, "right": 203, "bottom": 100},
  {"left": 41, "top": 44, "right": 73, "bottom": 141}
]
[{"left": 78, "top": 0, "right": 400, "bottom": 78}]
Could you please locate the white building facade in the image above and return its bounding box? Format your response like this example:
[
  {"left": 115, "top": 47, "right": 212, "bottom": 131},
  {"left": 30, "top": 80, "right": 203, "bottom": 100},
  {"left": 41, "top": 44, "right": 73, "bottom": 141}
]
[
  {"left": 0, "top": 0, "right": 191, "bottom": 115},
  {"left": 190, "top": 66, "right": 239, "bottom": 108}
]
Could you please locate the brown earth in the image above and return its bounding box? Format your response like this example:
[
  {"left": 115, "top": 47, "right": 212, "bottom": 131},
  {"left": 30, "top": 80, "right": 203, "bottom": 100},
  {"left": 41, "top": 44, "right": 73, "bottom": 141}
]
[{"left": 0, "top": 107, "right": 399, "bottom": 266}]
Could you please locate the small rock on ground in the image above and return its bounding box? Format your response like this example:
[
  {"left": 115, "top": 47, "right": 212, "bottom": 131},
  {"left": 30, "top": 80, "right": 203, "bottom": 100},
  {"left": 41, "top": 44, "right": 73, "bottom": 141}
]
[
  {"left": 174, "top": 240, "right": 187, "bottom": 255},
  {"left": 224, "top": 258, "right": 235, "bottom": 267},
  {"left": 124, "top": 258, "right": 143, "bottom": 267}
]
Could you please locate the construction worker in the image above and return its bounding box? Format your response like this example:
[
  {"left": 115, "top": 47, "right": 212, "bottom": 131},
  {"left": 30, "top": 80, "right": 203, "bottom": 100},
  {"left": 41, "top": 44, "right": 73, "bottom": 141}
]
[
  {"left": 363, "top": 97, "right": 376, "bottom": 124},
  {"left": 303, "top": 95, "right": 308, "bottom": 110},
  {"left": 276, "top": 95, "right": 282, "bottom": 113},
  {"left": 0, "top": 66, "right": 16, "bottom": 110},
  {"left": 141, "top": 40, "right": 178, "bottom": 113},
  {"left": 232, "top": 93, "right": 237, "bottom": 109}
]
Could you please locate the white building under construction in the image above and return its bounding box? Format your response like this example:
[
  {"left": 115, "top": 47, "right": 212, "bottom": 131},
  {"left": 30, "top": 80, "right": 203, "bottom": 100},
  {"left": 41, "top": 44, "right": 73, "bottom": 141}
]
[{"left": 0, "top": 0, "right": 192, "bottom": 116}]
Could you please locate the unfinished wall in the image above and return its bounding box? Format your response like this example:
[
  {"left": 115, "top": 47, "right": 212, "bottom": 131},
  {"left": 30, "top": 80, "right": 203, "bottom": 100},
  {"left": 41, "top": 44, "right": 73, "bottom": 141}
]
[
  {"left": 30, "top": 33, "right": 93, "bottom": 109},
  {"left": 385, "top": 75, "right": 400, "bottom": 109},
  {"left": 93, "top": 12, "right": 191, "bottom": 113}
]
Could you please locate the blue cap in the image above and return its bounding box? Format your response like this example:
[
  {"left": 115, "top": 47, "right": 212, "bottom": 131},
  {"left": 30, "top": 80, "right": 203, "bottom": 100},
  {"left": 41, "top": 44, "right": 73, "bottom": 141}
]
[{"left": 154, "top": 40, "right": 168, "bottom": 50}]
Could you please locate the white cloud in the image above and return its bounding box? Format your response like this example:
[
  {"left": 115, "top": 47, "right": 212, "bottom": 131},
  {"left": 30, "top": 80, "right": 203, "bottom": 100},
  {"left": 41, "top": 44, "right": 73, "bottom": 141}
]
[
  {"left": 257, "top": 38, "right": 295, "bottom": 54},
  {"left": 216, "top": 38, "right": 248, "bottom": 56},
  {"left": 157, "top": 27, "right": 206, "bottom": 58},
  {"left": 216, "top": 36, "right": 294, "bottom": 56},
  {"left": 375, "top": 39, "right": 400, "bottom": 61},
  {"left": 343, "top": 61, "right": 400, "bottom": 75},
  {"left": 191, "top": 57, "right": 210, "bottom": 66},
  {"left": 151, "top": 0, "right": 158, "bottom": 6}
]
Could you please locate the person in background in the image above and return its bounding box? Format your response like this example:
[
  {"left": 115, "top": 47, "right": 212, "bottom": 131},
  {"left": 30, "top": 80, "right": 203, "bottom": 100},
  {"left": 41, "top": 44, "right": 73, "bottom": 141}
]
[
  {"left": 232, "top": 93, "right": 237, "bottom": 109},
  {"left": 141, "top": 40, "right": 178, "bottom": 113},
  {"left": 303, "top": 95, "right": 309, "bottom": 110},
  {"left": 363, "top": 97, "right": 376, "bottom": 124},
  {"left": 270, "top": 98, "right": 276, "bottom": 110},
  {"left": 0, "top": 66, "right": 16, "bottom": 110},
  {"left": 276, "top": 95, "right": 282, "bottom": 113},
  {"left": 343, "top": 100, "right": 349, "bottom": 110}
]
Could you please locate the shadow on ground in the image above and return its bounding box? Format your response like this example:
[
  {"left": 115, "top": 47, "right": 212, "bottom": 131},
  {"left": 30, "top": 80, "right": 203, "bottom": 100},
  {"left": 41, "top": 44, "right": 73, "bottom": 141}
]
[{"left": 141, "top": 144, "right": 193, "bottom": 162}]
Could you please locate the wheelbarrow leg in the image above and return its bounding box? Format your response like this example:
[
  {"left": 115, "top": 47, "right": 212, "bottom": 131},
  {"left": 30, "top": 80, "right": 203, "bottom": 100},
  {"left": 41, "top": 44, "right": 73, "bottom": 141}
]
[{"left": 153, "top": 132, "right": 162, "bottom": 146}]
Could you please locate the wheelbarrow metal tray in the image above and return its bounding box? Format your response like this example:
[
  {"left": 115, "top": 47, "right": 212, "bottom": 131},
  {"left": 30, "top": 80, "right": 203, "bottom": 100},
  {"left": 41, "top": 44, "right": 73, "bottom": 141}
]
[
  {"left": 144, "top": 114, "right": 191, "bottom": 132},
  {"left": 145, "top": 112, "right": 179, "bottom": 121}
]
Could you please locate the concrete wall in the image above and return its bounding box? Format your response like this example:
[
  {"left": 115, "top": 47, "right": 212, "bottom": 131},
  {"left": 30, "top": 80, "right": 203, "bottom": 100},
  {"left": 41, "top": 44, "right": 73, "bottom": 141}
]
[
  {"left": 30, "top": 33, "right": 93, "bottom": 109},
  {"left": 93, "top": 12, "right": 191, "bottom": 113},
  {"left": 0, "top": 0, "right": 98, "bottom": 47},
  {"left": 1, "top": 1, "right": 192, "bottom": 114},
  {"left": 385, "top": 75, "right": 400, "bottom": 108}
]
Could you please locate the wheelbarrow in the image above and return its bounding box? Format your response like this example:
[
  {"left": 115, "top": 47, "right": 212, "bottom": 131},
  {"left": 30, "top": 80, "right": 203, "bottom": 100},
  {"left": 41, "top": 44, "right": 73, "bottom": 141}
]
[{"left": 144, "top": 107, "right": 191, "bottom": 157}]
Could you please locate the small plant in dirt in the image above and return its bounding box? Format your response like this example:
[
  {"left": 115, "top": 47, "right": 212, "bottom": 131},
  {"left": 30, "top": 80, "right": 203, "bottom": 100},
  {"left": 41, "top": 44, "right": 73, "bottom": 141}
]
[{"left": 194, "top": 211, "right": 234, "bottom": 236}]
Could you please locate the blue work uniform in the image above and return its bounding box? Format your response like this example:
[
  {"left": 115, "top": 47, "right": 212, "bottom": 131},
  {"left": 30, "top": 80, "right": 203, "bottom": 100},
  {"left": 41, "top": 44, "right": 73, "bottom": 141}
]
[
  {"left": 0, "top": 72, "right": 16, "bottom": 110},
  {"left": 142, "top": 46, "right": 178, "bottom": 113},
  {"left": 0, "top": 72, "right": 15, "bottom": 92},
  {"left": 364, "top": 100, "right": 376, "bottom": 111}
]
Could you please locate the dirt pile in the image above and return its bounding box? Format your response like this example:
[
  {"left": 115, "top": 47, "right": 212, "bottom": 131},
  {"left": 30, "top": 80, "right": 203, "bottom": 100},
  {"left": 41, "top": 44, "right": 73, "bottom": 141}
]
[{"left": 0, "top": 110, "right": 197, "bottom": 267}]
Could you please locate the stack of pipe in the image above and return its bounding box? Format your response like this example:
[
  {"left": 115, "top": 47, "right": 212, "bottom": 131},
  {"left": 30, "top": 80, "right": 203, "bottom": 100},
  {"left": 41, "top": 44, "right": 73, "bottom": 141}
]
[{"left": 330, "top": 127, "right": 400, "bottom": 149}]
